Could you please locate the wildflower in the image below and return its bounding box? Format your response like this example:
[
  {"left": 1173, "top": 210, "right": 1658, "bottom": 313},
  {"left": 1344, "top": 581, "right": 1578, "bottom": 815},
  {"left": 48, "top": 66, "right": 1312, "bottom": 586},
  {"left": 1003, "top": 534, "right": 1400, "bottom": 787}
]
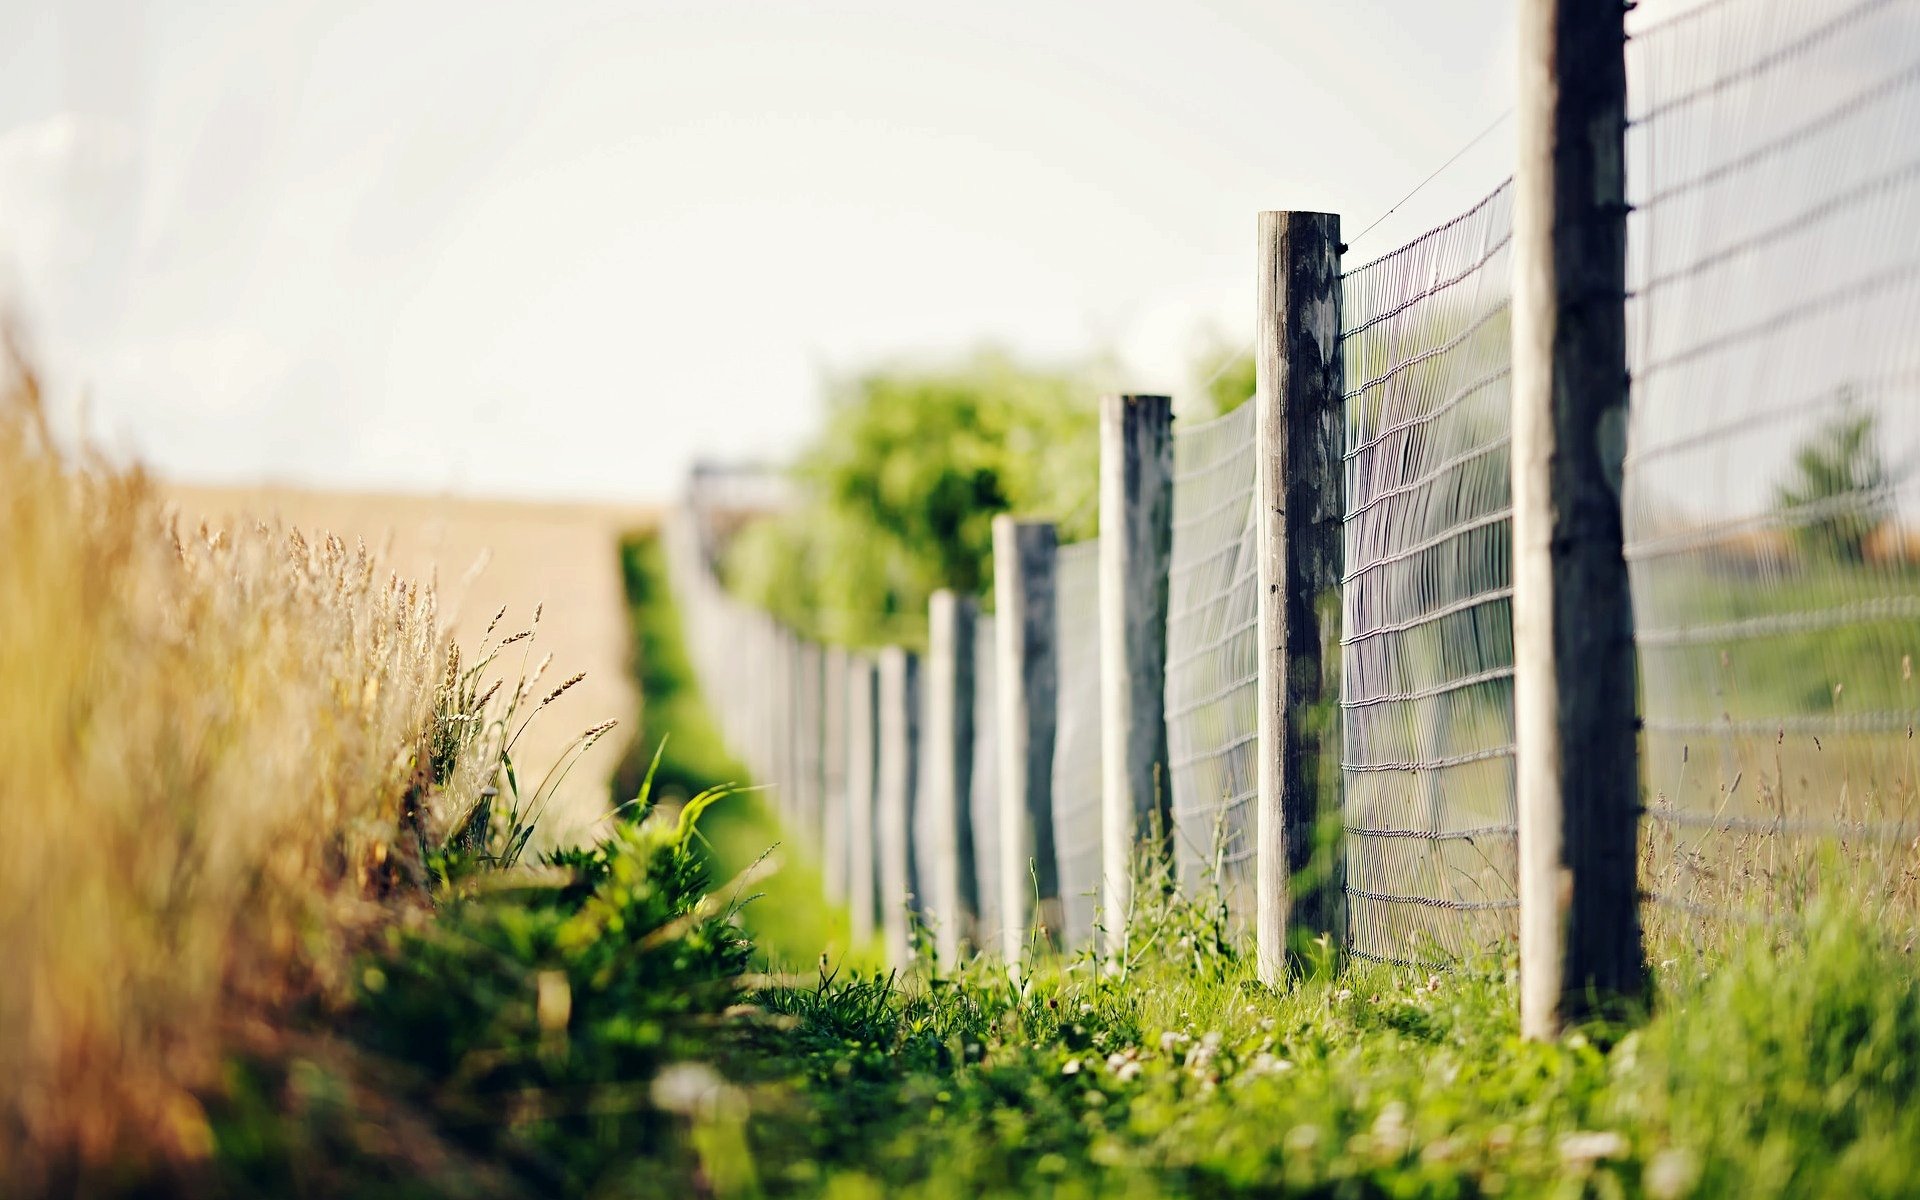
[
  {"left": 651, "top": 1062, "right": 727, "bottom": 1117},
  {"left": 1558, "top": 1130, "right": 1629, "bottom": 1164},
  {"left": 1247, "top": 1052, "right": 1293, "bottom": 1076},
  {"left": 1060, "top": 1058, "right": 1081, "bottom": 1076},
  {"left": 1645, "top": 1148, "right": 1699, "bottom": 1199},
  {"left": 1372, "top": 1102, "right": 1411, "bottom": 1157}
]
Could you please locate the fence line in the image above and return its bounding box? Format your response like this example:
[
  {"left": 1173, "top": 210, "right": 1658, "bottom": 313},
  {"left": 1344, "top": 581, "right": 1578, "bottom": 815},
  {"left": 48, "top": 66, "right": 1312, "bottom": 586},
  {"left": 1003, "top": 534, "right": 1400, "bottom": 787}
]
[
  {"left": 1051, "top": 538, "right": 1103, "bottom": 950},
  {"left": 666, "top": 0, "right": 1919, "bottom": 1007}
]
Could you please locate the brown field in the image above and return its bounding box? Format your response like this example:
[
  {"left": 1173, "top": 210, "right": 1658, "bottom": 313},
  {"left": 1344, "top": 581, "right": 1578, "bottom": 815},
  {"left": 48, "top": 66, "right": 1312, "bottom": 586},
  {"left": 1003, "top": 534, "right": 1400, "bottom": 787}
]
[{"left": 164, "top": 483, "right": 658, "bottom": 843}]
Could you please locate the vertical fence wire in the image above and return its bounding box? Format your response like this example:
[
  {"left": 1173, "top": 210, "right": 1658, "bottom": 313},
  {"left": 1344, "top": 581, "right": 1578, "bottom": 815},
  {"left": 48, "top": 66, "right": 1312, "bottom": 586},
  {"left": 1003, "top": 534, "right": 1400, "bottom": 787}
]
[
  {"left": 1625, "top": 0, "right": 1920, "bottom": 934},
  {"left": 1338, "top": 181, "right": 1521, "bottom": 968},
  {"left": 1051, "top": 538, "right": 1104, "bottom": 948},
  {"left": 1164, "top": 400, "right": 1262, "bottom": 921}
]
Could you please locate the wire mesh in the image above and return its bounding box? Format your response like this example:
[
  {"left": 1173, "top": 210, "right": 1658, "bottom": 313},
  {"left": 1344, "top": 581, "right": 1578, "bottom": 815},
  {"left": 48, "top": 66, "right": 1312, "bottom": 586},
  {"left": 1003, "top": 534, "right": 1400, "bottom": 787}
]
[
  {"left": 1164, "top": 400, "right": 1261, "bottom": 922},
  {"left": 1625, "top": 0, "right": 1920, "bottom": 935},
  {"left": 1339, "top": 180, "right": 1520, "bottom": 969},
  {"left": 970, "top": 611, "right": 1004, "bottom": 950},
  {"left": 1051, "top": 538, "right": 1104, "bottom": 949}
]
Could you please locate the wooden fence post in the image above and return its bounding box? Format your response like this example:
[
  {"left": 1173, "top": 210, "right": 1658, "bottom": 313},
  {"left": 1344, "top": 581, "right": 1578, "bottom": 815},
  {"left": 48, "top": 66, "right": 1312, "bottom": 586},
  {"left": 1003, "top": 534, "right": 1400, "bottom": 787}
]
[
  {"left": 846, "top": 654, "right": 879, "bottom": 944},
  {"left": 822, "top": 646, "right": 851, "bottom": 903},
  {"left": 993, "top": 515, "right": 1061, "bottom": 965},
  {"left": 794, "top": 638, "right": 824, "bottom": 855},
  {"left": 877, "top": 646, "right": 921, "bottom": 967},
  {"left": 773, "top": 626, "right": 795, "bottom": 824},
  {"left": 924, "top": 590, "right": 979, "bottom": 966},
  {"left": 1513, "top": 0, "right": 1644, "bottom": 1038},
  {"left": 1099, "top": 394, "right": 1175, "bottom": 958},
  {"left": 1255, "top": 210, "right": 1346, "bottom": 987}
]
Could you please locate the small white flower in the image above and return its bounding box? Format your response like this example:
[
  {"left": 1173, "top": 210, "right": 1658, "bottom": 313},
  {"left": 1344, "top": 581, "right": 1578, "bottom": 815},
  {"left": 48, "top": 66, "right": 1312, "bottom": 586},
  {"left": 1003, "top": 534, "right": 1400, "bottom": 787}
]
[
  {"left": 1558, "top": 1130, "right": 1630, "bottom": 1164},
  {"left": 1061, "top": 1058, "right": 1082, "bottom": 1076},
  {"left": 651, "top": 1062, "right": 726, "bottom": 1117},
  {"left": 1645, "top": 1148, "right": 1699, "bottom": 1200}
]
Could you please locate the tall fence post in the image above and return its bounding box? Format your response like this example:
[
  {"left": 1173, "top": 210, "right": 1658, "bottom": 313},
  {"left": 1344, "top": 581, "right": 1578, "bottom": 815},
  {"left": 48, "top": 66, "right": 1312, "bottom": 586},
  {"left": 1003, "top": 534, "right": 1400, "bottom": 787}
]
[
  {"left": 924, "top": 590, "right": 979, "bottom": 966},
  {"left": 1099, "top": 394, "right": 1174, "bottom": 958},
  {"left": 846, "top": 654, "right": 879, "bottom": 945},
  {"left": 794, "top": 638, "right": 824, "bottom": 855},
  {"left": 1513, "top": 0, "right": 1644, "bottom": 1038},
  {"left": 993, "top": 515, "right": 1061, "bottom": 965},
  {"left": 774, "top": 626, "right": 796, "bottom": 825},
  {"left": 877, "top": 646, "right": 921, "bottom": 968},
  {"left": 822, "top": 646, "right": 851, "bottom": 903},
  {"left": 1254, "top": 210, "right": 1345, "bottom": 987}
]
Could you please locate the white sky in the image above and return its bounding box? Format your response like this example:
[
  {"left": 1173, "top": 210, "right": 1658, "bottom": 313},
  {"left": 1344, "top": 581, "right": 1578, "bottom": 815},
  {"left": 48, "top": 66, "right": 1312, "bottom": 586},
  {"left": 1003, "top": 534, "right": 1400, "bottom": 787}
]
[{"left": 0, "top": 0, "right": 1514, "bottom": 502}]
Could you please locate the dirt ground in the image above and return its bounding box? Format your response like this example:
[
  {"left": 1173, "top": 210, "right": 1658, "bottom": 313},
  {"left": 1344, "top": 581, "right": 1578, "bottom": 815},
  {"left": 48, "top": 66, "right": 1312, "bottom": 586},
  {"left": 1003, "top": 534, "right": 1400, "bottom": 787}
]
[{"left": 165, "top": 483, "right": 657, "bottom": 844}]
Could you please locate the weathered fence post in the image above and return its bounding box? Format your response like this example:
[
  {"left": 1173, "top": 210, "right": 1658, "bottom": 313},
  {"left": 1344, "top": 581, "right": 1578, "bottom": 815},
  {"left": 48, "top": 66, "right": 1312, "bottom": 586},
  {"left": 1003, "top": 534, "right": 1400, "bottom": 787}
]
[
  {"left": 1513, "top": 0, "right": 1644, "bottom": 1038},
  {"left": 924, "top": 590, "right": 979, "bottom": 965},
  {"left": 846, "top": 654, "right": 879, "bottom": 944},
  {"left": 773, "top": 626, "right": 795, "bottom": 823},
  {"left": 822, "top": 646, "right": 851, "bottom": 903},
  {"left": 993, "top": 515, "right": 1061, "bottom": 965},
  {"left": 877, "top": 646, "right": 921, "bottom": 967},
  {"left": 1254, "top": 210, "right": 1345, "bottom": 987},
  {"left": 794, "top": 638, "right": 824, "bottom": 855},
  {"left": 1099, "top": 394, "right": 1175, "bottom": 958}
]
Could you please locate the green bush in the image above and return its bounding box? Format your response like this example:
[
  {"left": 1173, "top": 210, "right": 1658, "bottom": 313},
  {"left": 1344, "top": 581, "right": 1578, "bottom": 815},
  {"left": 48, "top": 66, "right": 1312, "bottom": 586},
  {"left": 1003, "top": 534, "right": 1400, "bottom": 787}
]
[{"left": 727, "top": 349, "right": 1106, "bottom": 648}]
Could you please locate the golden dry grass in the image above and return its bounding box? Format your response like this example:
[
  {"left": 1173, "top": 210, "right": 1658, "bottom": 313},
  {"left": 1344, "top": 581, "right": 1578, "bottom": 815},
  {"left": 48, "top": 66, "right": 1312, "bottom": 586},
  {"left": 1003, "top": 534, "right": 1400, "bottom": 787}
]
[
  {"left": 162, "top": 485, "right": 657, "bottom": 842},
  {"left": 0, "top": 354, "right": 645, "bottom": 1187}
]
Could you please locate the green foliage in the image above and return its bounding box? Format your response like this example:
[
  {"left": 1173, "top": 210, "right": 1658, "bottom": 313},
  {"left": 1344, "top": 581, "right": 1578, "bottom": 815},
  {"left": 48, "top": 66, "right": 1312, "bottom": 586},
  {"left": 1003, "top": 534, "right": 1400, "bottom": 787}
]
[
  {"left": 728, "top": 349, "right": 1105, "bottom": 648},
  {"left": 720, "top": 887, "right": 1920, "bottom": 1199},
  {"left": 1775, "top": 395, "right": 1891, "bottom": 563},
  {"left": 208, "top": 771, "right": 755, "bottom": 1198},
  {"left": 1190, "top": 335, "right": 1256, "bottom": 419},
  {"left": 612, "top": 531, "right": 745, "bottom": 807}
]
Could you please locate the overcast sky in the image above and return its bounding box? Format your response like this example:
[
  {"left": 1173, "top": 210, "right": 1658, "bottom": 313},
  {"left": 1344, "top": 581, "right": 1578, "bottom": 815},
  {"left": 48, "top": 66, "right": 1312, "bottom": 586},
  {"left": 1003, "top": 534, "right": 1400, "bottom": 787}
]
[{"left": 0, "top": 0, "right": 1514, "bottom": 502}]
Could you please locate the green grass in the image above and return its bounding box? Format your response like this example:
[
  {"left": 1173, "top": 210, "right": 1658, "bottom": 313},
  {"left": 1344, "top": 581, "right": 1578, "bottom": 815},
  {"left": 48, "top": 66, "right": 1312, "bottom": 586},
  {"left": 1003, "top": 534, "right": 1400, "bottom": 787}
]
[
  {"left": 603, "top": 527, "right": 1920, "bottom": 1200},
  {"left": 713, "top": 893, "right": 1920, "bottom": 1200},
  {"left": 613, "top": 530, "right": 854, "bottom": 968},
  {"left": 184, "top": 534, "right": 1920, "bottom": 1200}
]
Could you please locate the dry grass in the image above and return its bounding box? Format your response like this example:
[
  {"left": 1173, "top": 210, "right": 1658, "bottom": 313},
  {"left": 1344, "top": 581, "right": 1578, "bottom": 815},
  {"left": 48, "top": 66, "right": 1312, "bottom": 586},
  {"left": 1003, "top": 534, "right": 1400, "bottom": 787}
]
[
  {"left": 163, "top": 484, "right": 655, "bottom": 842},
  {"left": 0, "top": 353, "right": 583, "bottom": 1187}
]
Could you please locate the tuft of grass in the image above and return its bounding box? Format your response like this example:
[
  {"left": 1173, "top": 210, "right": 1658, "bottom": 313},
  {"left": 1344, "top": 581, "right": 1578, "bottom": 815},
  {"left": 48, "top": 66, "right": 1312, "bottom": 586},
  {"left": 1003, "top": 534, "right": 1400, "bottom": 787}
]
[{"left": 0, "top": 347, "right": 587, "bottom": 1189}]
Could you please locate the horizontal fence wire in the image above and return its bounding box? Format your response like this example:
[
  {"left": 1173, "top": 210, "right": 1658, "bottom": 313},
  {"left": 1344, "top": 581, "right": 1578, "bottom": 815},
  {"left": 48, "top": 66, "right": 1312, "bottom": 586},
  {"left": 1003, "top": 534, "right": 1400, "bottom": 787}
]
[
  {"left": 970, "top": 611, "right": 1004, "bottom": 948},
  {"left": 1051, "top": 538, "right": 1104, "bottom": 948},
  {"left": 1339, "top": 179, "right": 1520, "bottom": 969},
  {"left": 1164, "top": 400, "right": 1261, "bottom": 922},
  {"left": 1625, "top": 0, "right": 1920, "bottom": 935}
]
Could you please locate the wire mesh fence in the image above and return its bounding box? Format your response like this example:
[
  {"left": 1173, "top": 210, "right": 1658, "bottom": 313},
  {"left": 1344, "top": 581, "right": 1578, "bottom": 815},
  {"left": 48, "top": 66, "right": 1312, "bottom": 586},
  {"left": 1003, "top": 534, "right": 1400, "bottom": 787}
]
[
  {"left": 1051, "top": 538, "right": 1104, "bottom": 949},
  {"left": 1625, "top": 0, "right": 1920, "bottom": 934},
  {"left": 1164, "top": 400, "right": 1261, "bottom": 923},
  {"left": 1338, "top": 180, "right": 1520, "bottom": 968},
  {"left": 666, "top": 0, "right": 1920, "bottom": 976}
]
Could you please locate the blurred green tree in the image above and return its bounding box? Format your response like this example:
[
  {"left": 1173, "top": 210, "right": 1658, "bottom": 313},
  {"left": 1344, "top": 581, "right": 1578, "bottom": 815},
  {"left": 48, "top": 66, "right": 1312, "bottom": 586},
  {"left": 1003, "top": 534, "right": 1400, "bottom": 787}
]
[
  {"left": 1775, "top": 392, "right": 1889, "bottom": 563},
  {"left": 726, "top": 349, "right": 1105, "bottom": 648}
]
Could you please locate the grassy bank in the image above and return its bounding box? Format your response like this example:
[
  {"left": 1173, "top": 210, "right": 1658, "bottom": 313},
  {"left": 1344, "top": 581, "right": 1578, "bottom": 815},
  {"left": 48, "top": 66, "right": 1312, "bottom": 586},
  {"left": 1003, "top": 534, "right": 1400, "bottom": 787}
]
[
  {"left": 718, "top": 895, "right": 1920, "bottom": 1199},
  {"left": 613, "top": 532, "right": 851, "bottom": 967}
]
